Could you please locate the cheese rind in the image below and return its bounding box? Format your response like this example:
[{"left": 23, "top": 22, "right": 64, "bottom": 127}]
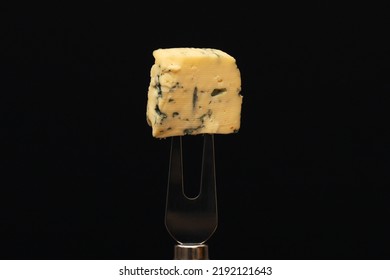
[{"left": 146, "top": 47, "right": 242, "bottom": 138}]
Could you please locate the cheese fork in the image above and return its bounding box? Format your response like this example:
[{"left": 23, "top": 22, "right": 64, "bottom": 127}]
[{"left": 165, "top": 134, "right": 218, "bottom": 260}]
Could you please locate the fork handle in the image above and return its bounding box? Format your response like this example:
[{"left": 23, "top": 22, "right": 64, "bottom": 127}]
[{"left": 174, "top": 244, "right": 209, "bottom": 260}]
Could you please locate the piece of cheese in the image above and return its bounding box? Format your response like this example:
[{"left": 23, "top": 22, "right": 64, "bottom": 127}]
[{"left": 146, "top": 47, "right": 243, "bottom": 138}]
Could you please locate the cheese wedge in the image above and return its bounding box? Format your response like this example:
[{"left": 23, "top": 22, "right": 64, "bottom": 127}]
[{"left": 146, "top": 47, "right": 242, "bottom": 138}]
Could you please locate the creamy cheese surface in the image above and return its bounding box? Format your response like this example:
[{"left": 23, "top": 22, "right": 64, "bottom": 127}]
[{"left": 146, "top": 47, "right": 243, "bottom": 138}]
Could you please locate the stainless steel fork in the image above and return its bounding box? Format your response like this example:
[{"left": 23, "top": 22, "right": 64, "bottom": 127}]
[{"left": 165, "top": 134, "right": 218, "bottom": 260}]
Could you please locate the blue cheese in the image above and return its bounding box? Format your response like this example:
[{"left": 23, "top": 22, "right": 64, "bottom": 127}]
[{"left": 146, "top": 47, "right": 243, "bottom": 138}]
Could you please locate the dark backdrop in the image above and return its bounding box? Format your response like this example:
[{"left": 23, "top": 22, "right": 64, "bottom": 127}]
[{"left": 1, "top": 2, "right": 389, "bottom": 260}]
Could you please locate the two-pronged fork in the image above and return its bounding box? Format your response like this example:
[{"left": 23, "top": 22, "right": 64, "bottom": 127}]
[{"left": 165, "top": 134, "right": 218, "bottom": 260}]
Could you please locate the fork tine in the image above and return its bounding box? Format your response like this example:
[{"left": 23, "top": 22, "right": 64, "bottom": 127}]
[
  {"left": 166, "top": 136, "right": 184, "bottom": 199},
  {"left": 199, "top": 134, "right": 217, "bottom": 213}
]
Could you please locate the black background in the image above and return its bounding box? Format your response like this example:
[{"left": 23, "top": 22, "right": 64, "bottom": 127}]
[{"left": 1, "top": 2, "right": 390, "bottom": 260}]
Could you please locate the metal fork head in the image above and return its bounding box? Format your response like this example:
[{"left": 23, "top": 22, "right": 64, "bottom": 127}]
[{"left": 165, "top": 134, "right": 218, "bottom": 245}]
